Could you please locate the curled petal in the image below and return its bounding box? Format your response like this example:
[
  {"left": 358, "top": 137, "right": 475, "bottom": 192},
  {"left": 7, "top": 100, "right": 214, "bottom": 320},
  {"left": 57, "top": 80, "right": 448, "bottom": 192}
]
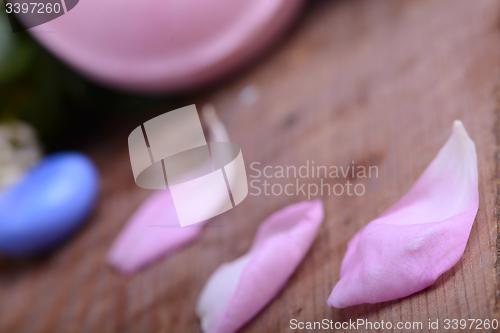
[
  {"left": 328, "top": 120, "right": 478, "bottom": 308},
  {"left": 197, "top": 199, "right": 324, "bottom": 333}
]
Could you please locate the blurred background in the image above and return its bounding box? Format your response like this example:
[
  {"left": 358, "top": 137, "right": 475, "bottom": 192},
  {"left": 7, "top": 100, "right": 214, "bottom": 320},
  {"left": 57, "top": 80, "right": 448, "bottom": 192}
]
[
  {"left": 0, "top": 4, "right": 173, "bottom": 152},
  {"left": 1, "top": 0, "right": 499, "bottom": 332}
]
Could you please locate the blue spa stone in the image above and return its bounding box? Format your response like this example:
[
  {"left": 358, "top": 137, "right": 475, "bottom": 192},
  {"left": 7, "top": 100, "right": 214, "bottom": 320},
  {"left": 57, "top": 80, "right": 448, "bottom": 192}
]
[{"left": 0, "top": 152, "right": 99, "bottom": 256}]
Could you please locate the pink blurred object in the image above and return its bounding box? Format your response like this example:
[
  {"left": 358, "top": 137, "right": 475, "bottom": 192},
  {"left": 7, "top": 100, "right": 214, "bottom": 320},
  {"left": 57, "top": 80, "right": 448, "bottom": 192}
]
[
  {"left": 328, "top": 121, "right": 479, "bottom": 308},
  {"left": 107, "top": 189, "right": 204, "bottom": 274},
  {"left": 28, "top": 0, "right": 304, "bottom": 93},
  {"left": 196, "top": 199, "right": 324, "bottom": 333}
]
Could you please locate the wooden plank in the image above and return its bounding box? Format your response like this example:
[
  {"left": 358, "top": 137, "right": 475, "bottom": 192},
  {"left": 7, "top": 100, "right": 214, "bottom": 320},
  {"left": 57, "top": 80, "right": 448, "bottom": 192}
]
[{"left": 1, "top": 0, "right": 500, "bottom": 332}]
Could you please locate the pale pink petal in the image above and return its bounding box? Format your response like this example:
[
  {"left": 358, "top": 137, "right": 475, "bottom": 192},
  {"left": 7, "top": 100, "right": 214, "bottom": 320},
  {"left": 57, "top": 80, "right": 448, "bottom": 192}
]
[
  {"left": 107, "top": 189, "right": 204, "bottom": 274},
  {"left": 328, "top": 120, "right": 478, "bottom": 308},
  {"left": 107, "top": 105, "right": 234, "bottom": 274},
  {"left": 197, "top": 199, "right": 324, "bottom": 333}
]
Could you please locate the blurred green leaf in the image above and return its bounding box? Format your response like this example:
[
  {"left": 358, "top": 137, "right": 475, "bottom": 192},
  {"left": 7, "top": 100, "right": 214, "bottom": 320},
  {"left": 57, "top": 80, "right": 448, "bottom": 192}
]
[{"left": 0, "top": 12, "right": 15, "bottom": 63}]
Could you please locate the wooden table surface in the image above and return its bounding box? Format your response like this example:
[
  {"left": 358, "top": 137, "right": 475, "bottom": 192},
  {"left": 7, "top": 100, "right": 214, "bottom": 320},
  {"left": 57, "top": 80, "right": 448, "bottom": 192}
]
[{"left": 1, "top": 0, "right": 500, "bottom": 332}]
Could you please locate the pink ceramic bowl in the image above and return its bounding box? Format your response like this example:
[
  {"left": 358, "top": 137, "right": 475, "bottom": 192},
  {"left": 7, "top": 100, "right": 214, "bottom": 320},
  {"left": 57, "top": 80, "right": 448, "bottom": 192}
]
[{"left": 28, "top": 0, "right": 304, "bottom": 93}]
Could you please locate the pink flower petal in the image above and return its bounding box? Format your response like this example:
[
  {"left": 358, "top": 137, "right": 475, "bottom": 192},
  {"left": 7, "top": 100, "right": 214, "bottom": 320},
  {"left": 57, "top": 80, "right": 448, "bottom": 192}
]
[
  {"left": 107, "top": 189, "right": 205, "bottom": 274},
  {"left": 197, "top": 199, "right": 324, "bottom": 333},
  {"left": 328, "top": 120, "right": 478, "bottom": 308},
  {"left": 107, "top": 105, "right": 233, "bottom": 274}
]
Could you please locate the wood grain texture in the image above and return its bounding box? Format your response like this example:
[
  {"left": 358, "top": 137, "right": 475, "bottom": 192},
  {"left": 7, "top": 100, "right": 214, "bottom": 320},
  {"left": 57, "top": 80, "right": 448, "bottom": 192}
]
[{"left": 1, "top": 0, "right": 500, "bottom": 332}]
